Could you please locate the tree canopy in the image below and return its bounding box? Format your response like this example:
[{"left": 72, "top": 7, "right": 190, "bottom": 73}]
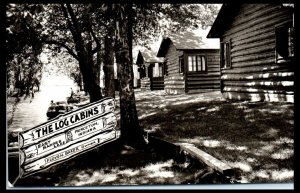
[{"left": 6, "top": 3, "right": 221, "bottom": 147}]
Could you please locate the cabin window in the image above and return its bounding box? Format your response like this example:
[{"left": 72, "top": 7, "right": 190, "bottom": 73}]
[
  {"left": 179, "top": 57, "right": 184, "bottom": 73},
  {"left": 276, "top": 25, "right": 294, "bottom": 63},
  {"left": 188, "top": 55, "right": 206, "bottom": 72},
  {"left": 221, "top": 41, "right": 231, "bottom": 68}
]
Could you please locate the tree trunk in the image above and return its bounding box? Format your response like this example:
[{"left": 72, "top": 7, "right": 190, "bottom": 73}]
[
  {"left": 88, "top": 40, "right": 100, "bottom": 89},
  {"left": 79, "top": 57, "right": 102, "bottom": 102},
  {"left": 113, "top": 3, "right": 146, "bottom": 148},
  {"left": 104, "top": 35, "right": 115, "bottom": 98},
  {"left": 61, "top": 4, "right": 102, "bottom": 103},
  {"left": 77, "top": 46, "right": 102, "bottom": 102}
]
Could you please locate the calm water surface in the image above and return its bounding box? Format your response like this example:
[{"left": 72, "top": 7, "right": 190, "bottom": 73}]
[{"left": 8, "top": 75, "right": 77, "bottom": 132}]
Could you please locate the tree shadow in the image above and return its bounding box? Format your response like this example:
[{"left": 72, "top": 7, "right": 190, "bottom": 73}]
[
  {"left": 15, "top": 139, "right": 230, "bottom": 186},
  {"left": 139, "top": 99, "right": 293, "bottom": 183}
]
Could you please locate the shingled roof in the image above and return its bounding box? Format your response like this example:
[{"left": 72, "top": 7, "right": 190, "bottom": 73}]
[
  {"left": 157, "top": 27, "right": 220, "bottom": 57},
  {"left": 136, "top": 48, "right": 164, "bottom": 64}
]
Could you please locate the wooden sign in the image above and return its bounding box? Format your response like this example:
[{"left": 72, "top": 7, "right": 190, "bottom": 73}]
[{"left": 18, "top": 97, "right": 120, "bottom": 178}]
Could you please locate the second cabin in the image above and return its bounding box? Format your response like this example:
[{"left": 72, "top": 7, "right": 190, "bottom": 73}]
[
  {"left": 136, "top": 49, "right": 165, "bottom": 91},
  {"left": 157, "top": 28, "right": 220, "bottom": 94}
]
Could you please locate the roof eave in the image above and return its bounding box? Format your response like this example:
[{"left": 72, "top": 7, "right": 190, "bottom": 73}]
[
  {"left": 207, "top": 3, "right": 242, "bottom": 38},
  {"left": 157, "top": 38, "right": 171, "bottom": 57}
]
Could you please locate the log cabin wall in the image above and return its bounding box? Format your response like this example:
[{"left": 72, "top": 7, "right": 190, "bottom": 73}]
[
  {"left": 140, "top": 77, "right": 151, "bottom": 91},
  {"left": 151, "top": 76, "right": 164, "bottom": 90},
  {"left": 220, "top": 4, "right": 294, "bottom": 102},
  {"left": 164, "top": 41, "right": 185, "bottom": 94},
  {"left": 184, "top": 49, "right": 220, "bottom": 93}
]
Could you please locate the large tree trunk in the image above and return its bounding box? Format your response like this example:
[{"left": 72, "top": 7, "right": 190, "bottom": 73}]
[
  {"left": 112, "top": 3, "right": 146, "bottom": 148},
  {"left": 78, "top": 43, "right": 102, "bottom": 102},
  {"left": 88, "top": 40, "right": 100, "bottom": 89},
  {"left": 61, "top": 4, "right": 102, "bottom": 103},
  {"left": 78, "top": 57, "right": 102, "bottom": 102},
  {"left": 103, "top": 35, "right": 115, "bottom": 98}
]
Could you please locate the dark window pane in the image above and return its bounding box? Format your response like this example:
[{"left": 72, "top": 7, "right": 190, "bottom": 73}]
[{"left": 276, "top": 27, "right": 289, "bottom": 59}]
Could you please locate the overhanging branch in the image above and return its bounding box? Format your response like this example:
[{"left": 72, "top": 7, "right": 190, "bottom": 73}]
[
  {"left": 44, "top": 40, "right": 79, "bottom": 60},
  {"left": 88, "top": 20, "right": 101, "bottom": 55},
  {"left": 60, "top": 4, "right": 77, "bottom": 38}
]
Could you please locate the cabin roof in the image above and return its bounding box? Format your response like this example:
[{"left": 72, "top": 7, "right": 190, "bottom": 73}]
[
  {"left": 136, "top": 48, "right": 164, "bottom": 64},
  {"left": 157, "top": 28, "right": 219, "bottom": 57},
  {"left": 207, "top": 3, "right": 294, "bottom": 38},
  {"left": 206, "top": 3, "right": 241, "bottom": 38}
]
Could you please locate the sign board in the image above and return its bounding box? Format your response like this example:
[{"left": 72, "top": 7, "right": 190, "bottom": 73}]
[{"left": 18, "top": 97, "right": 120, "bottom": 178}]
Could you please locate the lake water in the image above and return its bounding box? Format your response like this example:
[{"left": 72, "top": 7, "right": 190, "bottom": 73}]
[{"left": 8, "top": 75, "right": 77, "bottom": 132}]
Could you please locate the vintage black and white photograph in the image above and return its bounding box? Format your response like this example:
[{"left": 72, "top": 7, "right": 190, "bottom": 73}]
[{"left": 6, "top": 2, "right": 294, "bottom": 190}]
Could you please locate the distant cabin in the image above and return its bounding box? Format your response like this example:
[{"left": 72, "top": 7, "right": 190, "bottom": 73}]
[
  {"left": 207, "top": 3, "right": 294, "bottom": 102},
  {"left": 135, "top": 49, "right": 165, "bottom": 90},
  {"left": 157, "top": 29, "right": 220, "bottom": 94}
]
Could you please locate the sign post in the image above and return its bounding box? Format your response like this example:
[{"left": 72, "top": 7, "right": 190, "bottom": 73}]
[{"left": 18, "top": 97, "right": 120, "bottom": 178}]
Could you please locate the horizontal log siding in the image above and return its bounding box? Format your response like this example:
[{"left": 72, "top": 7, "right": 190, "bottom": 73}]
[
  {"left": 163, "top": 41, "right": 185, "bottom": 94},
  {"left": 186, "top": 51, "right": 220, "bottom": 92},
  {"left": 165, "top": 42, "right": 183, "bottom": 76},
  {"left": 164, "top": 75, "right": 185, "bottom": 94},
  {"left": 222, "top": 4, "right": 291, "bottom": 41},
  {"left": 151, "top": 77, "right": 164, "bottom": 90},
  {"left": 140, "top": 78, "right": 151, "bottom": 91},
  {"left": 220, "top": 4, "right": 294, "bottom": 102}
]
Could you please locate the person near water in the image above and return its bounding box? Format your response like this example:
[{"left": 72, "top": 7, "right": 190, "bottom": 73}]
[{"left": 70, "top": 88, "right": 74, "bottom": 98}]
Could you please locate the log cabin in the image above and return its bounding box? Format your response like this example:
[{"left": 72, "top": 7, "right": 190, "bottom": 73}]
[
  {"left": 207, "top": 3, "right": 294, "bottom": 102},
  {"left": 135, "top": 49, "right": 165, "bottom": 90},
  {"left": 156, "top": 28, "right": 220, "bottom": 94}
]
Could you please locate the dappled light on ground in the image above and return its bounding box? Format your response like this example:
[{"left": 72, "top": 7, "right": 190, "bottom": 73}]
[
  {"left": 31, "top": 142, "right": 223, "bottom": 186},
  {"left": 202, "top": 140, "right": 221, "bottom": 148},
  {"left": 58, "top": 157, "right": 205, "bottom": 185},
  {"left": 134, "top": 90, "right": 293, "bottom": 183},
  {"left": 144, "top": 160, "right": 175, "bottom": 178},
  {"left": 271, "top": 149, "right": 293, "bottom": 160},
  {"left": 226, "top": 145, "right": 248, "bottom": 151},
  {"left": 13, "top": 90, "right": 293, "bottom": 185}
]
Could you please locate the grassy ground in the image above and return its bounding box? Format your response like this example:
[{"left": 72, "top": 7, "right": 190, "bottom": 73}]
[
  {"left": 134, "top": 90, "right": 294, "bottom": 184},
  {"left": 8, "top": 90, "right": 294, "bottom": 185},
  {"left": 14, "top": 141, "right": 229, "bottom": 186},
  {"left": 8, "top": 92, "right": 229, "bottom": 186}
]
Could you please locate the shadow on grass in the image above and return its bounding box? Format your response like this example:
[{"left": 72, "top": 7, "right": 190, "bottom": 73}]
[
  {"left": 15, "top": 140, "right": 230, "bottom": 186},
  {"left": 139, "top": 99, "right": 294, "bottom": 183}
]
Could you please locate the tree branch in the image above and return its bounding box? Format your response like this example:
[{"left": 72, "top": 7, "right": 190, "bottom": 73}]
[
  {"left": 44, "top": 39, "right": 79, "bottom": 60},
  {"left": 88, "top": 20, "right": 101, "bottom": 55},
  {"left": 61, "top": 3, "right": 86, "bottom": 59},
  {"left": 65, "top": 4, "right": 81, "bottom": 38},
  {"left": 60, "top": 4, "right": 77, "bottom": 38}
]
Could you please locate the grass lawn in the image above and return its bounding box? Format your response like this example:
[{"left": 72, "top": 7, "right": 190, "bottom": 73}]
[
  {"left": 9, "top": 92, "right": 229, "bottom": 186},
  {"left": 132, "top": 90, "right": 294, "bottom": 184},
  {"left": 8, "top": 90, "right": 293, "bottom": 186},
  {"left": 14, "top": 141, "right": 228, "bottom": 186}
]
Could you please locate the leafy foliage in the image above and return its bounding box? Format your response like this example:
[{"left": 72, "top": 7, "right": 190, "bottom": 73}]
[
  {"left": 132, "top": 4, "right": 220, "bottom": 49},
  {"left": 6, "top": 4, "right": 44, "bottom": 96},
  {"left": 6, "top": 3, "right": 220, "bottom": 98},
  {"left": 6, "top": 2, "right": 221, "bottom": 147}
]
